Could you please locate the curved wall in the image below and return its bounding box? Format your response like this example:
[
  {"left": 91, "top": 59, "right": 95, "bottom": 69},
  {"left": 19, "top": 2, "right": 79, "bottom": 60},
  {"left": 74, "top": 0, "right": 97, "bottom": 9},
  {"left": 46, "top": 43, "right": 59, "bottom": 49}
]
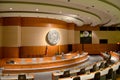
[{"left": 0, "top": 17, "right": 119, "bottom": 58}]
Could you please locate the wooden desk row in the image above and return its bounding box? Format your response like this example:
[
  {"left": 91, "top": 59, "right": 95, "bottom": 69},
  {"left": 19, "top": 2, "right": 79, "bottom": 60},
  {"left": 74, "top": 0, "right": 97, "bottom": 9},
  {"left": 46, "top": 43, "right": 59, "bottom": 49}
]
[
  {"left": 0, "top": 52, "right": 89, "bottom": 74},
  {"left": 52, "top": 52, "right": 120, "bottom": 80},
  {"left": 58, "top": 62, "right": 120, "bottom": 80}
]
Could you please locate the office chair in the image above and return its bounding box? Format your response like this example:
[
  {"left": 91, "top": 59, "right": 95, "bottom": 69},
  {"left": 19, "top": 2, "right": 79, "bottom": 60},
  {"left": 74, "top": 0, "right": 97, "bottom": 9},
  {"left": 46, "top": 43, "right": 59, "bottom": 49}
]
[
  {"left": 73, "top": 76, "right": 81, "bottom": 80},
  {"left": 99, "top": 62, "right": 105, "bottom": 69},
  {"left": 106, "top": 68, "right": 113, "bottom": 80},
  {"left": 90, "top": 64, "right": 98, "bottom": 72},
  {"left": 105, "top": 62, "right": 109, "bottom": 68},
  {"left": 93, "top": 72, "right": 101, "bottom": 80},
  {"left": 116, "top": 65, "right": 120, "bottom": 74},
  {"left": 77, "top": 68, "right": 85, "bottom": 75},
  {"left": 59, "top": 70, "right": 70, "bottom": 78},
  {"left": 18, "top": 74, "right": 27, "bottom": 80}
]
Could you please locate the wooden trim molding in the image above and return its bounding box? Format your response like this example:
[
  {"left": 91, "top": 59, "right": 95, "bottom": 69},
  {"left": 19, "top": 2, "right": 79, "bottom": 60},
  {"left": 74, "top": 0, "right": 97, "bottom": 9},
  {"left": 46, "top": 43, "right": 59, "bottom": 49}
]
[{"left": 2, "top": 17, "right": 21, "bottom": 26}]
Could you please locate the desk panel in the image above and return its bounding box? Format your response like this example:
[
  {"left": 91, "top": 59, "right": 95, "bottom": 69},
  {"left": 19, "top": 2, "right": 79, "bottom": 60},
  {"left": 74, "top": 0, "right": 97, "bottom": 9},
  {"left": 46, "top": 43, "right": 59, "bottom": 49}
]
[{"left": 1, "top": 52, "right": 88, "bottom": 74}]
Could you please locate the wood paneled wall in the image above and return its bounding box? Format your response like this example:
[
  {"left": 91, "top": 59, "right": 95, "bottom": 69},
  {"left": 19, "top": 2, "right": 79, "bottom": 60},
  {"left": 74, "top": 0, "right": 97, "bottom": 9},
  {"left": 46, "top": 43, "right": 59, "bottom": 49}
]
[
  {"left": 76, "top": 25, "right": 99, "bottom": 31},
  {"left": 2, "top": 17, "right": 21, "bottom": 26},
  {"left": 0, "top": 47, "right": 2, "bottom": 59},
  {"left": 2, "top": 47, "right": 19, "bottom": 58},
  {"left": 0, "top": 17, "right": 119, "bottom": 58},
  {"left": 0, "top": 18, "right": 3, "bottom": 26},
  {"left": 83, "top": 44, "right": 119, "bottom": 54},
  {"left": 19, "top": 45, "right": 68, "bottom": 58},
  {"left": 72, "top": 44, "right": 82, "bottom": 52}
]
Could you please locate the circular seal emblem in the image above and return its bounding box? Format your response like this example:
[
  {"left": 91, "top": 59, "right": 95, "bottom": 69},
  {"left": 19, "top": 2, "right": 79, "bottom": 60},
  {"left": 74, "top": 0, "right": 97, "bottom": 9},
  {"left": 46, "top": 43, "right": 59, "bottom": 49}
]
[
  {"left": 83, "top": 31, "right": 89, "bottom": 37},
  {"left": 47, "top": 30, "right": 60, "bottom": 45}
]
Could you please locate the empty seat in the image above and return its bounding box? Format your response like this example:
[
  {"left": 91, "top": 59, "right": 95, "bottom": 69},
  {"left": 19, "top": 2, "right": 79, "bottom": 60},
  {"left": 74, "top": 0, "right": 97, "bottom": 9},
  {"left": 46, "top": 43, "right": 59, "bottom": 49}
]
[
  {"left": 77, "top": 68, "right": 85, "bottom": 75},
  {"left": 106, "top": 68, "right": 113, "bottom": 80},
  {"left": 73, "top": 76, "right": 81, "bottom": 80},
  {"left": 104, "top": 62, "right": 109, "bottom": 68},
  {"left": 18, "top": 74, "right": 26, "bottom": 80},
  {"left": 90, "top": 64, "right": 98, "bottom": 72},
  {"left": 99, "top": 62, "right": 105, "bottom": 69},
  {"left": 59, "top": 70, "right": 70, "bottom": 78},
  {"left": 116, "top": 65, "right": 120, "bottom": 74},
  {"left": 92, "top": 72, "right": 100, "bottom": 80}
]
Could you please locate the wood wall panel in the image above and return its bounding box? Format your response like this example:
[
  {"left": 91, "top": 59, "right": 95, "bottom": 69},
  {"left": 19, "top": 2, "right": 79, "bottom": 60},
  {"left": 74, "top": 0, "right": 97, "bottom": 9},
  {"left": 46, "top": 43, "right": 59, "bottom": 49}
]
[
  {"left": 72, "top": 44, "right": 82, "bottom": 52},
  {"left": 75, "top": 25, "right": 99, "bottom": 31},
  {"left": 2, "top": 47, "right": 19, "bottom": 58},
  {"left": 20, "top": 46, "right": 46, "bottom": 58},
  {"left": 0, "top": 18, "right": 3, "bottom": 26},
  {"left": 0, "top": 47, "right": 2, "bottom": 58},
  {"left": 67, "top": 23, "right": 75, "bottom": 30},
  {"left": 83, "top": 44, "right": 119, "bottom": 54},
  {"left": 59, "top": 45, "right": 68, "bottom": 54},
  {"left": 19, "top": 45, "right": 68, "bottom": 58},
  {"left": 21, "top": 17, "right": 68, "bottom": 29},
  {"left": 3, "top": 17, "right": 21, "bottom": 26}
]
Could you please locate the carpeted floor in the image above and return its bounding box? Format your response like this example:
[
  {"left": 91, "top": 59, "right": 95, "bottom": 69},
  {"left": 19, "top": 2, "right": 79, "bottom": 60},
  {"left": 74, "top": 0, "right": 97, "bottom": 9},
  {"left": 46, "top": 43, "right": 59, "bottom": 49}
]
[{"left": 33, "top": 55, "right": 104, "bottom": 80}]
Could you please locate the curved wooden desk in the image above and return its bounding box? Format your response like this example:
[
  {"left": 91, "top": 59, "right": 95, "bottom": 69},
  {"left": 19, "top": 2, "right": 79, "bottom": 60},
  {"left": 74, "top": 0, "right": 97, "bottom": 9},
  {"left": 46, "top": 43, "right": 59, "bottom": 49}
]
[
  {"left": 58, "top": 62, "right": 120, "bottom": 80},
  {"left": 1, "top": 52, "right": 89, "bottom": 74}
]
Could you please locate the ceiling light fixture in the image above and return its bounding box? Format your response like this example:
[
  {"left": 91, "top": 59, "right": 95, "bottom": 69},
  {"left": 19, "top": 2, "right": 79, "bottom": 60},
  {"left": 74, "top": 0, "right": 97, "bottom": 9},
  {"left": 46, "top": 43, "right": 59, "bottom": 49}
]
[
  {"left": 36, "top": 8, "right": 39, "bottom": 11},
  {"left": 9, "top": 8, "right": 13, "bottom": 10}
]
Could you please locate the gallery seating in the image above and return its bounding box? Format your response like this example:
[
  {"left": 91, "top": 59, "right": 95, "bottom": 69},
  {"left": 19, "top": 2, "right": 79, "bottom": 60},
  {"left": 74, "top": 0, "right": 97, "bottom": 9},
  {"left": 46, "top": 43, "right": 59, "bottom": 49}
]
[
  {"left": 106, "top": 68, "right": 113, "bottom": 80},
  {"left": 59, "top": 70, "right": 70, "bottom": 78},
  {"left": 77, "top": 68, "right": 86, "bottom": 75},
  {"left": 92, "top": 72, "right": 101, "bottom": 80},
  {"left": 73, "top": 76, "right": 81, "bottom": 80},
  {"left": 18, "top": 74, "right": 27, "bottom": 80}
]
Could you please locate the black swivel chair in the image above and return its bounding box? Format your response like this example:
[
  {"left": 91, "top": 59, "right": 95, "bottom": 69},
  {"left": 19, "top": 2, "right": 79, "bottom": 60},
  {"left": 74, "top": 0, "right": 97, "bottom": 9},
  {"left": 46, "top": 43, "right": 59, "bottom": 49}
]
[
  {"left": 73, "top": 76, "right": 81, "bottom": 80},
  {"left": 93, "top": 72, "right": 101, "bottom": 80},
  {"left": 116, "top": 65, "right": 120, "bottom": 74},
  {"left": 18, "top": 74, "right": 27, "bottom": 80},
  {"left": 77, "top": 68, "right": 85, "bottom": 75},
  {"left": 59, "top": 70, "right": 70, "bottom": 78},
  {"left": 106, "top": 68, "right": 113, "bottom": 80},
  {"left": 105, "top": 62, "right": 109, "bottom": 68},
  {"left": 90, "top": 64, "right": 98, "bottom": 72},
  {"left": 99, "top": 62, "right": 105, "bottom": 69}
]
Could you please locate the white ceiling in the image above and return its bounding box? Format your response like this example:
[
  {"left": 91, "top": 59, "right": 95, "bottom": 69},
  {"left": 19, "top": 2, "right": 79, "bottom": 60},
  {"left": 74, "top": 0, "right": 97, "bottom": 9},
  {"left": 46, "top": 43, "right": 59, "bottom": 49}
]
[{"left": 0, "top": 0, "right": 120, "bottom": 27}]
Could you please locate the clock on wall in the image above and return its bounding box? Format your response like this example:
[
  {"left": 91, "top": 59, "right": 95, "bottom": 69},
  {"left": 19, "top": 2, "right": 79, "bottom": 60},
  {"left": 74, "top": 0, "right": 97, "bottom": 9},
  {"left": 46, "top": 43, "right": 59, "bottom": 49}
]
[{"left": 46, "top": 30, "right": 60, "bottom": 45}]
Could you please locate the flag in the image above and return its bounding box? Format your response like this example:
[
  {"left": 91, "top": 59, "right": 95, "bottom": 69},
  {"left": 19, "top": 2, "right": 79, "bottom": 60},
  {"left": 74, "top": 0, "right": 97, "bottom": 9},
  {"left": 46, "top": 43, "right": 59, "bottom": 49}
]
[{"left": 45, "top": 46, "right": 48, "bottom": 56}]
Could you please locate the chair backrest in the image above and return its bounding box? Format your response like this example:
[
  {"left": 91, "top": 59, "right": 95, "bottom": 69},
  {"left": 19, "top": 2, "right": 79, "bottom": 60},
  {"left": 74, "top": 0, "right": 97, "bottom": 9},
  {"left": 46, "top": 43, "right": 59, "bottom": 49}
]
[
  {"left": 59, "top": 70, "right": 70, "bottom": 78},
  {"left": 18, "top": 74, "right": 26, "bottom": 80},
  {"left": 116, "top": 65, "right": 120, "bottom": 74},
  {"left": 64, "top": 70, "right": 70, "bottom": 77},
  {"left": 77, "top": 68, "right": 85, "bottom": 75},
  {"left": 105, "top": 62, "right": 109, "bottom": 68},
  {"left": 73, "top": 76, "right": 81, "bottom": 80},
  {"left": 106, "top": 68, "right": 113, "bottom": 79},
  {"left": 94, "top": 72, "right": 100, "bottom": 80},
  {"left": 99, "top": 62, "right": 105, "bottom": 69},
  {"left": 90, "top": 64, "right": 98, "bottom": 72}
]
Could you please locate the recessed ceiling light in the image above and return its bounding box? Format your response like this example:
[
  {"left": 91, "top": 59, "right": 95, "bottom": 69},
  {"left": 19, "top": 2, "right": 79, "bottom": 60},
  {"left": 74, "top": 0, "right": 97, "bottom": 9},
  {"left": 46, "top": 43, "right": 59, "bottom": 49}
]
[
  {"left": 59, "top": 11, "right": 62, "bottom": 14},
  {"left": 9, "top": 8, "right": 13, "bottom": 10},
  {"left": 35, "top": 8, "right": 39, "bottom": 11}
]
